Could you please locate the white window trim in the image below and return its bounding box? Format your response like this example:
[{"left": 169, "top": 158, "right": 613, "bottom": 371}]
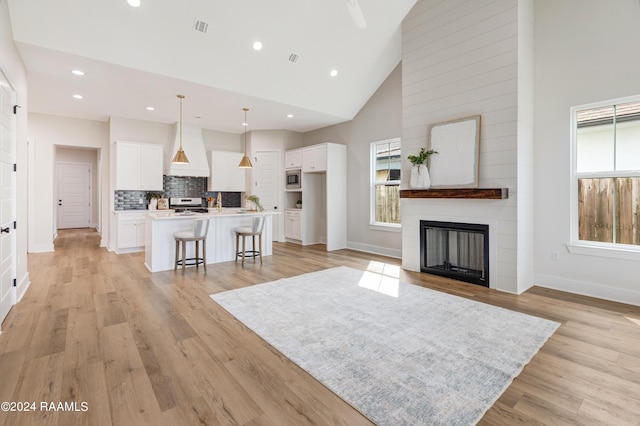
[
  {"left": 569, "top": 94, "right": 640, "bottom": 261},
  {"left": 370, "top": 138, "right": 401, "bottom": 230}
]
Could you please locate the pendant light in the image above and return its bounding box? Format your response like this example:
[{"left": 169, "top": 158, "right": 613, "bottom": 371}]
[
  {"left": 171, "top": 94, "right": 189, "bottom": 164},
  {"left": 238, "top": 107, "right": 253, "bottom": 168}
]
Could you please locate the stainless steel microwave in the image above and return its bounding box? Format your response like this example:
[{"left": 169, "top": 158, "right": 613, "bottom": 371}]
[{"left": 286, "top": 169, "right": 301, "bottom": 189}]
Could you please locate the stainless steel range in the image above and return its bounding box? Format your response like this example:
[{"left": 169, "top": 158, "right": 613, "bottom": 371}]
[{"left": 169, "top": 197, "right": 209, "bottom": 213}]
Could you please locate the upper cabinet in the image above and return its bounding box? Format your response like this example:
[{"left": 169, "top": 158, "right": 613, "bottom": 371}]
[
  {"left": 208, "top": 151, "right": 246, "bottom": 192},
  {"left": 115, "top": 141, "right": 163, "bottom": 191},
  {"left": 302, "top": 144, "right": 327, "bottom": 172},
  {"left": 284, "top": 148, "right": 302, "bottom": 169}
]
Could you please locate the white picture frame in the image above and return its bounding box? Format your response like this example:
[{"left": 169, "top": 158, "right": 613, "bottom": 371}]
[{"left": 427, "top": 115, "right": 481, "bottom": 188}]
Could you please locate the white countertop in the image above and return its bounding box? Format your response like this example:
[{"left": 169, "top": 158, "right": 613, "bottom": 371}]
[{"left": 145, "top": 209, "right": 280, "bottom": 220}]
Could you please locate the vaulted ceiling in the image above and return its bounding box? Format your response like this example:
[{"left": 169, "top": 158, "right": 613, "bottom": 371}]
[{"left": 8, "top": 0, "right": 416, "bottom": 133}]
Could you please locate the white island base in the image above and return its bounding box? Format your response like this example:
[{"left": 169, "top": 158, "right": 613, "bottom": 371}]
[{"left": 144, "top": 210, "right": 277, "bottom": 272}]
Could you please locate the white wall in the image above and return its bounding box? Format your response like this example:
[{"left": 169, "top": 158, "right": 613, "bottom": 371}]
[
  {"left": 303, "top": 64, "right": 403, "bottom": 258},
  {"left": 534, "top": 0, "right": 640, "bottom": 305},
  {"left": 28, "top": 113, "right": 109, "bottom": 251},
  {"left": 0, "top": 0, "right": 29, "bottom": 298},
  {"left": 202, "top": 128, "right": 241, "bottom": 152},
  {"left": 401, "top": 0, "right": 532, "bottom": 294}
]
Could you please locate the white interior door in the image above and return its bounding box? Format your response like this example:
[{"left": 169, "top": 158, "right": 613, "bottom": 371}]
[
  {"left": 253, "top": 151, "right": 280, "bottom": 238},
  {"left": 57, "top": 163, "right": 91, "bottom": 229},
  {"left": 0, "top": 71, "right": 16, "bottom": 325}
]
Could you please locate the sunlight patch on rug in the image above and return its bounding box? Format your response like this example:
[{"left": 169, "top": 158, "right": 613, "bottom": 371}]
[{"left": 211, "top": 266, "right": 559, "bottom": 425}]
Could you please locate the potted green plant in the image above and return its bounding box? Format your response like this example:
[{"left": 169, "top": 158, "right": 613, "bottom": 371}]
[
  {"left": 246, "top": 195, "right": 264, "bottom": 211},
  {"left": 145, "top": 192, "right": 162, "bottom": 210},
  {"left": 296, "top": 199, "right": 302, "bottom": 209},
  {"left": 407, "top": 148, "right": 437, "bottom": 189}
]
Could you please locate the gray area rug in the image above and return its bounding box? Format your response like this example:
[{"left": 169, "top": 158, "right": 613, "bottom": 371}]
[{"left": 211, "top": 266, "right": 559, "bottom": 425}]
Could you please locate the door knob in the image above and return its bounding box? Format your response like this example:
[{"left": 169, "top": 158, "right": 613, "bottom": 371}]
[{"left": 1, "top": 227, "right": 9, "bottom": 234}]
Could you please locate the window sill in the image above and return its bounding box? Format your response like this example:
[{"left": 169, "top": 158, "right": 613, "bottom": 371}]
[
  {"left": 566, "top": 242, "right": 640, "bottom": 262},
  {"left": 369, "top": 223, "right": 402, "bottom": 233}
]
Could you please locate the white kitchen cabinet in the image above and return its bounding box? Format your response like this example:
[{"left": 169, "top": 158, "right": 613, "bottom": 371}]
[
  {"left": 115, "top": 141, "right": 163, "bottom": 191},
  {"left": 284, "top": 149, "right": 302, "bottom": 169},
  {"left": 302, "top": 144, "right": 327, "bottom": 172},
  {"left": 284, "top": 209, "right": 302, "bottom": 240},
  {"left": 208, "top": 151, "right": 246, "bottom": 192},
  {"left": 116, "top": 212, "right": 147, "bottom": 252},
  {"left": 300, "top": 143, "right": 346, "bottom": 250}
]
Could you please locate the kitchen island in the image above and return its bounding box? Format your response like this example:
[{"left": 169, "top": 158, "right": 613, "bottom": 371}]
[{"left": 144, "top": 210, "right": 278, "bottom": 272}]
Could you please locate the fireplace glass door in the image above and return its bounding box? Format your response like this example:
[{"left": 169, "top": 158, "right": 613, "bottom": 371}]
[{"left": 420, "top": 221, "right": 489, "bottom": 287}]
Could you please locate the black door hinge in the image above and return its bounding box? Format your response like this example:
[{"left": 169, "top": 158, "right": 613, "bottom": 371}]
[
  {"left": 13, "top": 221, "right": 16, "bottom": 229},
  {"left": 13, "top": 164, "right": 16, "bottom": 172},
  {"left": 13, "top": 278, "right": 16, "bottom": 287}
]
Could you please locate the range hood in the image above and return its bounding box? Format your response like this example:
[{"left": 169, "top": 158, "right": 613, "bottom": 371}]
[{"left": 165, "top": 123, "right": 210, "bottom": 177}]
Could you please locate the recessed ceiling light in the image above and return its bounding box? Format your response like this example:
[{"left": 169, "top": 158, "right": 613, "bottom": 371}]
[
  {"left": 146, "top": 106, "right": 155, "bottom": 111},
  {"left": 287, "top": 114, "right": 293, "bottom": 118},
  {"left": 242, "top": 122, "right": 248, "bottom": 126},
  {"left": 330, "top": 69, "right": 338, "bottom": 77},
  {"left": 71, "top": 69, "right": 84, "bottom": 76},
  {"left": 73, "top": 94, "right": 83, "bottom": 99},
  {"left": 127, "top": 0, "right": 141, "bottom": 7},
  {"left": 253, "top": 41, "right": 263, "bottom": 51}
]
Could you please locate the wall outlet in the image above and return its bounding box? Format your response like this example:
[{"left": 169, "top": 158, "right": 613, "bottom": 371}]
[
  {"left": 551, "top": 251, "right": 560, "bottom": 261},
  {"left": 139, "top": 198, "right": 144, "bottom": 204}
]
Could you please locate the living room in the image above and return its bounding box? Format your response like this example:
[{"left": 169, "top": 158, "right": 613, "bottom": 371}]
[{"left": 1, "top": 0, "right": 640, "bottom": 424}]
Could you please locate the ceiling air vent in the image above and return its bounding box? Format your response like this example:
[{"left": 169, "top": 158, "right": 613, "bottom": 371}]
[
  {"left": 288, "top": 53, "right": 300, "bottom": 63},
  {"left": 193, "top": 20, "right": 209, "bottom": 34}
]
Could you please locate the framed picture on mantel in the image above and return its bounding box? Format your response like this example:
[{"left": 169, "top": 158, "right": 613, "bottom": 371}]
[{"left": 428, "top": 115, "right": 480, "bottom": 188}]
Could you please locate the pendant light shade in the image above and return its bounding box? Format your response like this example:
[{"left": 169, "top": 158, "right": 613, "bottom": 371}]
[
  {"left": 238, "top": 107, "right": 253, "bottom": 168},
  {"left": 238, "top": 155, "right": 253, "bottom": 168},
  {"left": 172, "top": 94, "right": 189, "bottom": 164}
]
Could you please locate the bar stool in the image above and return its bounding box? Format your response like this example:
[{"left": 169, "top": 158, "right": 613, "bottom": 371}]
[
  {"left": 234, "top": 216, "right": 265, "bottom": 265},
  {"left": 174, "top": 218, "right": 210, "bottom": 274}
]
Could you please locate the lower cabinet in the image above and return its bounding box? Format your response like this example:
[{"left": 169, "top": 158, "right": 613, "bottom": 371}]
[
  {"left": 116, "top": 212, "right": 147, "bottom": 252},
  {"left": 284, "top": 209, "right": 302, "bottom": 241}
]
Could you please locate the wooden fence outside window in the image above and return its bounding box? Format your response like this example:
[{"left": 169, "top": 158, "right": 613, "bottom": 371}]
[
  {"left": 578, "top": 177, "right": 640, "bottom": 245},
  {"left": 375, "top": 185, "right": 400, "bottom": 224}
]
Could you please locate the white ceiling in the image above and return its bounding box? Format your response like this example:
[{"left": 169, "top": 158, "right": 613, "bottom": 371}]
[{"left": 7, "top": 0, "right": 416, "bottom": 134}]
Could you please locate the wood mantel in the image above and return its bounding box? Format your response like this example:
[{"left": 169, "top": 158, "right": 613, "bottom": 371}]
[{"left": 399, "top": 188, "right": 508, "bottom": 199}]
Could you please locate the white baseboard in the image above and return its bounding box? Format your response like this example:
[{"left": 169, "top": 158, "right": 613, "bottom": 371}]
[
  {"left": 15, "top": 273, "right": 31, "bottom": 303},
  {"left": 28, "top": 243, "right": 54, "bottom": 253},
  {"left": 346, "top": 241, "right": 402, "bottom": 259},
  {"left": 536, "top": 273, "right": 640, "bottom": 307}
]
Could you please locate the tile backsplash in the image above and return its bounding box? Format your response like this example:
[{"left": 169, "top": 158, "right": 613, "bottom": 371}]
[
  {"left": 114, "top": 176, "right": 242, "bottom": 210},
  {"left": 114, "top": 190, "right": 149, "bottom": 210}
]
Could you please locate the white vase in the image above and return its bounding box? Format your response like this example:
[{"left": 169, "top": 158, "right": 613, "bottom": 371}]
[
  {"left": 410, "top": 164, "right": 431, "bottom": 189},
  {"left": 149, "top": 198, "right": 157, "bottom": 210}
]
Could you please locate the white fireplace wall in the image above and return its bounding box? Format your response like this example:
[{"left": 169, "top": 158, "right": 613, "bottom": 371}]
[
  {"left": 406, "top": 208, "right": 499, "bottom": 289},
  {"left": 401, "top": 0, "right": 534, "bottom": 294}
]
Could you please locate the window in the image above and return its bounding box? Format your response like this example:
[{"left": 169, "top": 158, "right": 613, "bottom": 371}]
[
  {"left": 371, "top": 138, "right": 401, "bottom": 228},
  {"left": 572, "top": 97, "right": 640, "bottom": 248}
]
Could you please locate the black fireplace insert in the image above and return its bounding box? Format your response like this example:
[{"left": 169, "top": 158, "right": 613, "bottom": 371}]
[{"left": 420, "top": 220, "right": 489, "bottom": 287}]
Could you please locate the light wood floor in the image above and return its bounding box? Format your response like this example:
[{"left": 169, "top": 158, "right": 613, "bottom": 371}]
[{"left": 1, "top": 228, "right": 639, "bottom": 425}]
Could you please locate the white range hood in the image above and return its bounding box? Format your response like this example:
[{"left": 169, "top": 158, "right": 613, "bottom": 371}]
[{"left": 165, "top": 123, "right": 210, "bottom": 177}]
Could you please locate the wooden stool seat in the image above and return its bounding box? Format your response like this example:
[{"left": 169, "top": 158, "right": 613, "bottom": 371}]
[
  {"left": 234, "top": 216, "right": 265, "bottom": 266},
  {"left": 175, "top": 219, "right": 210, "bottom": 274}
]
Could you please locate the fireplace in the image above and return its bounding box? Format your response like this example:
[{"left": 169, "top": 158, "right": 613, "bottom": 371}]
[{"left": 420, "top": 220, "right": 489, "bottom": 287}]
